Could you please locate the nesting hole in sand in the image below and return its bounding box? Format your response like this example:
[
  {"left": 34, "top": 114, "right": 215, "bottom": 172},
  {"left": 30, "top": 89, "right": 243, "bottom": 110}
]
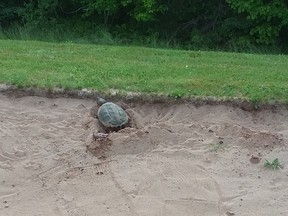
[{"left": 84, "top": 101, "right": 285, "bottom": 159}]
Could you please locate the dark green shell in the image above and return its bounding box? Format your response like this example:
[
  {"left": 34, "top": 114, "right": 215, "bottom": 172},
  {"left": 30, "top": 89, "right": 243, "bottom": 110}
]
[{"left": 97, "top": 102, "right": 128, "bottom": 128}]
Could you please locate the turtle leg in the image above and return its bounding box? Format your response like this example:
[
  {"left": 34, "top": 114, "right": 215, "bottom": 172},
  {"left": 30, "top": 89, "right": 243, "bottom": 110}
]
[
  {"left": 116, "top": 101, "right": 130, "bottom": 110},
  {"left": 96, "top": 121, "right": 109, "bottom": 133},
  {"left": 125, "top": 110, "right": 137, "bottom": 129},
  {"left": 106, "top": 127, "right": 115, "bottom": 133},
  {"left": 90, "top": 105, "right": 99, "bottom": 118},
  {"left": 102, "top": 126, "right": 118, "bottom": 133}
]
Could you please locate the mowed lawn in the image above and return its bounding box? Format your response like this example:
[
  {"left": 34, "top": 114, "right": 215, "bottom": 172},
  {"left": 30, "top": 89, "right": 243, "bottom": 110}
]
[{"left": 0, "top": 39, "right": 287, "bottom": 102}]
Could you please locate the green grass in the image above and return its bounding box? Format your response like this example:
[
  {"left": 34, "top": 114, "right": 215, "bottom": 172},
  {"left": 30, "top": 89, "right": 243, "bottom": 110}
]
[{"left": 0, "top": 39, "right": 287, "bottom": 102}]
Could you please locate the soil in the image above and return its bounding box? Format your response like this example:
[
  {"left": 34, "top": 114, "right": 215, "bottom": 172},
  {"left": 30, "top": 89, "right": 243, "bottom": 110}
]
[{"left": 0, "top": 92, "right": 288, "bottom": 216}]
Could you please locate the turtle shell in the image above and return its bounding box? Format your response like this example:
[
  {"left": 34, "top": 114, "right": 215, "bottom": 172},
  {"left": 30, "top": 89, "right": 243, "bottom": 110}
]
[{"left": 97, "top": 102, "right": 128, "bottom": 128}]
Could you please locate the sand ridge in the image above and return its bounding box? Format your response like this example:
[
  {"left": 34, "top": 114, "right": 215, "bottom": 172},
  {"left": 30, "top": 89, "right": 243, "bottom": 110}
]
[{"left": 0, "top": 93, "right": 288, "bottom": 216}]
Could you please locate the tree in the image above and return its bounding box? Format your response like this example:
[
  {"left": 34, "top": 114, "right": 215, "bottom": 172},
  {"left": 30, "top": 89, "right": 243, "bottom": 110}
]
[
  {"left": 226, "top": 0, "right": 288, "bottom": 44},
  {"left": 0, "top": 0, "right": 24, "bottom": 27}
]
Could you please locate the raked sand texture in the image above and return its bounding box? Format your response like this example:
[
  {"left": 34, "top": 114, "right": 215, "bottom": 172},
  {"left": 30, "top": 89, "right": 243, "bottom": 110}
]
[{"left": 0, "top": 93, "right": 288, "bottom": 216}]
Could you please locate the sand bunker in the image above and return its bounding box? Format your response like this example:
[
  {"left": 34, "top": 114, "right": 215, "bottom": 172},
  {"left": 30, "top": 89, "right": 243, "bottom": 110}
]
[{"left": 0, "top": 93, "right": 288, "bottom": 216}]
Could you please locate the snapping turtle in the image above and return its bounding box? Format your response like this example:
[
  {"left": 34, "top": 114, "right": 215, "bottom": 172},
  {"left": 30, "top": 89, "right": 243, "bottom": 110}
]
[{"left": 90, "top": 97, "right": 130, "bottom": 131}]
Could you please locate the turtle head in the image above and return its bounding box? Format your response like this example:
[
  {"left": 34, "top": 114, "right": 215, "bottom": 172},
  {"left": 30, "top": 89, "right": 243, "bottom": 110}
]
[{"left": 97, "top": 97, "right": 107, "bottom": 105}]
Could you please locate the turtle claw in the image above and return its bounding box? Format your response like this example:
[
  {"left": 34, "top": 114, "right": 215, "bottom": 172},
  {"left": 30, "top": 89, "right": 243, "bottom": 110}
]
[{"left": 93, "top": 132, "right": 109, "bottom": 141}]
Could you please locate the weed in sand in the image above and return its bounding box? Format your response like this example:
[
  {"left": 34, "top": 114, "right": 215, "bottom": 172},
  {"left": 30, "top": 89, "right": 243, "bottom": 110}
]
[
  {"left": 210, "top": 143, "right": 225, "bottom": 152},
  {"left": 264, "top": 159, "right": 282, "bottom": 170}
]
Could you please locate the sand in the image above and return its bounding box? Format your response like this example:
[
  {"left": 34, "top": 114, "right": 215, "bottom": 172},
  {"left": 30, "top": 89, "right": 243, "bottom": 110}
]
[{"left": 0, "top": 93, "right": 288, "bottom": 216}]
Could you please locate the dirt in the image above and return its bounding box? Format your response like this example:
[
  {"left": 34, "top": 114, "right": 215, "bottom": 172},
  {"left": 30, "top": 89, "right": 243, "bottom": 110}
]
[{"left": 0, "top": 92, "right": 288, "bottom": 216}]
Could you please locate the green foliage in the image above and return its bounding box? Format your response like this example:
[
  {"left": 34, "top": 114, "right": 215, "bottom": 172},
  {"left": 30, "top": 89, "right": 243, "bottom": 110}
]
[
  {"left": 0, "top": 1, "right": 23, "bottom": 27},
  {"left": 0, "top": 0, "right": 288, "bottom": 51},
  {"left": 16, "top": 0, "right": 60, "bottom": 33},
  {"left": 72, "top": 0, "right": 167, "bottom": 24},
  {"left": 127, "top": 0, "right": 168, "bottom": 22},
  {"left": 78, "top": 0, "right": 121, "bottom": 24},
  {"left": 226, "top": 0, "right": 288, "bottom": 44},
  {"left": 264, "top": 159, "right": 282, "bottom": 170}
]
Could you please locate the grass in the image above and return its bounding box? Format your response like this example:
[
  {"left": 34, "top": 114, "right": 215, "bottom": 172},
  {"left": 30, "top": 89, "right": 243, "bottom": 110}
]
[
  {"left": 264, "top": 159, "right": 282, "bottom": 170},
  {"left": 0, "top": 39, "right": 288, "bottom": 103}
]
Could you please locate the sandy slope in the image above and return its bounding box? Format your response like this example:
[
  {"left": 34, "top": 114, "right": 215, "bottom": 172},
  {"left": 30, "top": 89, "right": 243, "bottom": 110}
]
[{"left": 0, "top": 93, "right": 288, "bottom": 216}]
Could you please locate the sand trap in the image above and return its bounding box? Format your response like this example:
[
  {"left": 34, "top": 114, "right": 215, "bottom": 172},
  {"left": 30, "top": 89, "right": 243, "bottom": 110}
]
[{"left": 0, "top": 93, "right": 288, "bottom": 216}]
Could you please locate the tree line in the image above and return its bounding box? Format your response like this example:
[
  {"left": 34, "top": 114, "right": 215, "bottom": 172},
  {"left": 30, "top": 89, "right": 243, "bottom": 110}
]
[{"left": 1, "top": 0, "right": 288, "bottom": 52}]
